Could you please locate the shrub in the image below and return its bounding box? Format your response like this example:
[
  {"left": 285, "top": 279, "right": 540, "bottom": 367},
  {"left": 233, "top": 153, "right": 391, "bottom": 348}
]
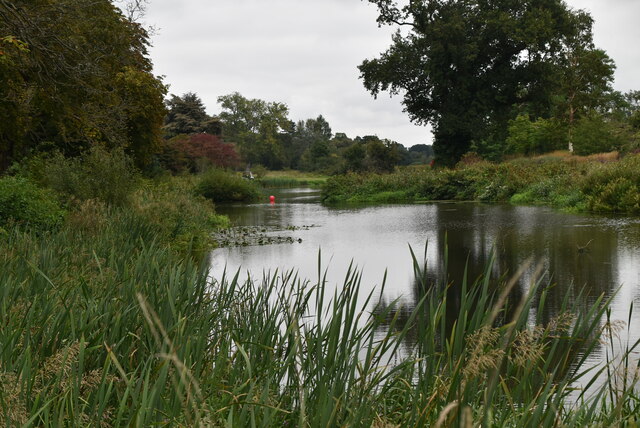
[
  {"left": 132, "top": 178, "right": 229, "bottom": 254},
  {"left": 167, "top": 133, "right": 241, "bottom": 173},
  {"left": 583, "top": 154, "right": 640, "bottom": 213},
  {"left": 572, "top": 114, "right": 625, "bottom": 156},
  {"left": 196, "top": 169, "right": 261, "bottom": 203},
  {"left": 43, "top": 146, "right": 139, "bottom": 206},
  {"left": 506, "top": 115, "right": 567, "bottom": 155},
  {"left": 0, "top": 176, "right": 65, "bottom": 231}
]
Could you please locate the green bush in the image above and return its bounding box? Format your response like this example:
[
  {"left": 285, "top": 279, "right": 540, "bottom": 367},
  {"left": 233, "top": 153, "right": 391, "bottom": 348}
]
[
  {"left": 583, "top": 154, "right": 640, "bottom": 213},
  {"left": 0, "top": 177, "right": 65, "bottom": 231},
  {"left": 132, "top": 178, "right": 229, "bottom": 254},
  {"left": 506, "top": 114, "right": 567, "bottom": 155},
  {"left": 196, "top": 169, "right": 261, "bottom": 203},
  {"left": 572, "top": 114, "right": 625, "bottom": 156},
  {"left": 42, "top": 146, "right": 139, "bottom": 206}
]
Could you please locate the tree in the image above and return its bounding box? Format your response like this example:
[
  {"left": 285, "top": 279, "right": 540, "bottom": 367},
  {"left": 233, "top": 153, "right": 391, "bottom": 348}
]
[
  {"left": 178, "top": 134, "right": 240, "bottom": 171},
  {"left": 217, "top": 92, "right": 292, "bottom": 169},
  {"left": 366, "top": 138, "right": 400, "bottom": 173},
  {"left": 343, "top": 143, "right": 367, "bottom": 172},
  {"left": 555, "top": 45, "right": 615, "bottom": 151},
  {"left": 290, "top": 115, "right": 333, "bottom": 169},
  {"left": 505, "top": 115, "right": 567, "bottom": 155},
  {"left": 360, "top": 0, "right": 611, "bottom": 165},
  {"left": 0, "top": 0, "right": 166, "bottom": 170},
  {"left": 164, "top": 92, "right": 221, "bottom": 138}
]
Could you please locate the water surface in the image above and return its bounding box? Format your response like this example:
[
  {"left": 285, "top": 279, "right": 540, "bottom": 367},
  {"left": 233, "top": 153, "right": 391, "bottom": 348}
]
[{"left": 210, "top": 188, "right": 640, "bottom": 371}]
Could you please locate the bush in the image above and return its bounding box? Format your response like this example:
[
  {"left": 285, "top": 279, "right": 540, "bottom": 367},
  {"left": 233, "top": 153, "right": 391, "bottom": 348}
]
[
  {"left": 572, "top": 114, "right": 625, "bottom": 156},
  {"left": 195, "top": 169, "right": 261, "bottom": 203},
  {"left": 0, "top": 177, "right": 65, "bottom": 231},
  {"left": 583, "top": 154, "right": 640, "bottom": 213},
  {"left": 506, "top": 115, "right": 567, "bottom": 155},
  {"left": 132, "top": 178, "right": 229, "bottom": 254},
  {"left": 42, "top": 146, "right": 139, "bottom": 206}
]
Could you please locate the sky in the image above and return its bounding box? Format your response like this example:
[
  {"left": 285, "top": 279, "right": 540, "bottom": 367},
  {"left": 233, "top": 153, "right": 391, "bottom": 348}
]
[{"left": 139, "top": 0, "right": 640, "bottom": 148}]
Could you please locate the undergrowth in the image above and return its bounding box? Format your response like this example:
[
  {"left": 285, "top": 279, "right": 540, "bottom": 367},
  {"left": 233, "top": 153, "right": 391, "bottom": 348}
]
[
  {"left": 1, "top": 225, "right": 638, "bottom": 426},
  {"left": 322, "top": 153, "right": 640, "bottom": 214}
]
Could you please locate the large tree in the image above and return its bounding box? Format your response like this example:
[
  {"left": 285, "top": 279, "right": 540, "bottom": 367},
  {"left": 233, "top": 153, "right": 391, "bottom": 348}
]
[
  {"left": 217, "top": 92, "right": 292, "bottom": 169},
  {"left": 164, "top": 92, "right": 222, "bottom": 138},
  {"left": 290, "top": 115, "right": 333, "bottom": 169},
  {"left": 0, "top": 0, "right": 166, "bottom": 170},
  {"left": 359, "top": 0, "right": 612, "bottom": 165}
]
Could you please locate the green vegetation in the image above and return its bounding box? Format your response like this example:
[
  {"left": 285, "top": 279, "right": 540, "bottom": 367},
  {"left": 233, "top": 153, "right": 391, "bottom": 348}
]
[
  {"left": 3, "top": 0, "right": 640, "bottom": 424},
  {"left": 3, "top": 147, "right": 229, "bottom": 256},
  {"left": 361, "top": 1, "right": 640, "bottom": 165},
  {"left": 0, "top": 0, "right": 166, "bottom": 171},
  {"left": 196, "top": 168, "right": 262, "bottom": 203},
  {"left": 160, "top": 92, "right": 432, "bottom": 175},
  {"left": 258, "top": 171, "right": 328, "bottom": 188},
  {"left": 322, "top": 153, "right": 640, "bottom": 215},
  {"left": 2, "top": 221, "right": 639, "bottom": 426},
  {"left": 0, "top": 177, "right": 65, "bottom": 232}
]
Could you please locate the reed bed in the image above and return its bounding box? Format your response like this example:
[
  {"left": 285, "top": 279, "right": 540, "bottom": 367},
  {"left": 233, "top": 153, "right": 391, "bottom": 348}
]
[
  {"left": 1, "top": 219, "right": 639, "bottom": 426},
  {"left": 258, "top": 171, "right": 327, "bottom": 189},
  {"left": 322, "top": 153, "right": 640, "bottom": 214}
]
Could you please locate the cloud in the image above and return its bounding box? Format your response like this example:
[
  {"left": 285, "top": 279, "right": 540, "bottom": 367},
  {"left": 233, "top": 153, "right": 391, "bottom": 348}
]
[{"left": 143, "top": 0, "right": 639, "bottom": 148}]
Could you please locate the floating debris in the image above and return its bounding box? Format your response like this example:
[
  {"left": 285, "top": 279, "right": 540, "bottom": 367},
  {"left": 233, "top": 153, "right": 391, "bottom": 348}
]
[{"left": 213, "top": 225, "right": 312, "bottom": 248}]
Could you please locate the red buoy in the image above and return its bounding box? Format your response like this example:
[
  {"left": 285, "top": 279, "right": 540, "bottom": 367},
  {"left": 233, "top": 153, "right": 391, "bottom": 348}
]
[{"left": 269, "top": 195, "right": 275, "bottom": 204}]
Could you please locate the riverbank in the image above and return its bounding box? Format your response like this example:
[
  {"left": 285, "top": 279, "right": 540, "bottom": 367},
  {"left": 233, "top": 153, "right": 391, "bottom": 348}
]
[
  {"left": 322, "top": 152, "right": 640, "bottom": 215},
  {"left": 2, "top": 150, "right": 640, "bottom": 425},
  {"left": 2, "top": 215, "right": 639, "bottom": 425},
  {"left": 258, "top": 170, "right": 328, "bottom": 188}
]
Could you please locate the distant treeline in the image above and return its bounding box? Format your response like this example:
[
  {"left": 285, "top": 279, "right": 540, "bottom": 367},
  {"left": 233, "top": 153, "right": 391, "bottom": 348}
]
[{"left": 159, "top": 91, "right": 434, "bottom": 175}]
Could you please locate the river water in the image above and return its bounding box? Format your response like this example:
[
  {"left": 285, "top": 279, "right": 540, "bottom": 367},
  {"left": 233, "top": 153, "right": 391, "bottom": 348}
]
[{"left": 210, "top": 187, "right": 640, "bottom": 374}]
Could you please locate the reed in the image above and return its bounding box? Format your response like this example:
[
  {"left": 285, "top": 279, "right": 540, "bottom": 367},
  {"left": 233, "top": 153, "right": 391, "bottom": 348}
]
[
  {"left": 322, "top": 153, "right": 640, "bottom": 214},
  {"left": 1, "top": 219, "right": 638, "bottom": 426},
  {"left": 259, "top": 171, "right": 327, "bottom": 189}
]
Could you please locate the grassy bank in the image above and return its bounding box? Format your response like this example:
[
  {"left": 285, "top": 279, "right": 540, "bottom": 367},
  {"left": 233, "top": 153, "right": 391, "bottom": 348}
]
[
  {"left": 258, "top": 170, "right": 328, "bottom": 188},
  {"left": 1, "top": 221, "right": 639, "bottom": 426},
  {"left": 2, "top": 149, "right": 639, "bottom": 426},
  {"left": 322, "top": 152, "right": 640, "bottom": 214}
]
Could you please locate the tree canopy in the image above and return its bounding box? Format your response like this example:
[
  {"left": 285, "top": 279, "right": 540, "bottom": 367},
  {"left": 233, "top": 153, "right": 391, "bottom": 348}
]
[
  {"left": 0, "top": 0, "right": 166, "bottom": 170},
  {"left": 217, "top": 92, "right": 292, "bottom": 169},
  {"left": 360, "top": 0, "right": 615, "bottom": 165},
  {"left": 164, "top": 92, "right": 222, "bottom": 138}
]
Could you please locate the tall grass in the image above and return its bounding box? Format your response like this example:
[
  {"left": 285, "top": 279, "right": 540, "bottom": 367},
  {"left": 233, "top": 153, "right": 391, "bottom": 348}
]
[
  {"left": 322, "top": 153, "right": 640, "bottom": 214},
  {"left": 258, "top": 171, "right": 327, "bottom": 189},
  {"left": 1, "top": 216, "right": 639, "bottom": 426}
]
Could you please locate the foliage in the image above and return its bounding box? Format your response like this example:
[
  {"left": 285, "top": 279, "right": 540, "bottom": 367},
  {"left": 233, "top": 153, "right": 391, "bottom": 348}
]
[
  {"left": 289, "top": 115, "right": 333, "bottom": 170},
  {"left": 582, "top": 155, "right": 640, "bottom": 213},
  {"left": 161, "top": 133, "right": 240, "bottom": 173},
  {"left": 217, "top": 92, "right": 292, "bottom": 169},
  {"left": 343, "top": 143, "right": 367, "bottom": 172},
  {"left": 41, "top": 146, "right": 140, "bottom": 206},
  {"left": 258, "top": 171, "right": 327, "bottom": 188},
  {"left": 360, "top": 0, "right": 614, "bottom": 165},
  {"left": 1, "top": 221, "right": 638, "bottom": 425},
  {"left": 195, "top": 168, "right": 262, "bottom": 203},
  {"left": 506, "top": 115, "right": 568, "bottom": 155},
  {"left": 163, "top": 92, "right": 221, "bottom": 138},
  {"left": 366, "top": 138, "right": 400, "bottom": 172},
  {"left": 322, "top": 153, "right": 640, "bottom": 214},
  {"left": 115, "top": 66, "right": 167, "bottom": 167},
  {"left": 131, "top": 178, "right": 229, "bottom": 254},
  {"left": 572, "top": 114, "right": 626, "bottom": 156},
  {"left": 0, "top": 0, "right": 166, "bottom": 170},
  {"left": 0, "top": 177, "right": 65, "bottom": 231}
]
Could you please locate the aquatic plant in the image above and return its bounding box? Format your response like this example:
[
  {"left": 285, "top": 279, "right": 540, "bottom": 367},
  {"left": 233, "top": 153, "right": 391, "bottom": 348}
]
[{"left": 1, "top": 217, "right": 638, "bottom": 426}]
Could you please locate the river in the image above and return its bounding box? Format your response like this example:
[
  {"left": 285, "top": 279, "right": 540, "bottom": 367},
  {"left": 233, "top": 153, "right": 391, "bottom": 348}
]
[{"left": 210, "top": 187, "right": 640, "bottom": 374}]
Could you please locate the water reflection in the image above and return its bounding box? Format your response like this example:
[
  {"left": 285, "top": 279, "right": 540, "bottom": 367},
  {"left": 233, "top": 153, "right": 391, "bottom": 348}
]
[{"left": 211, "top": 189, "right": 640, "bottom": 370}]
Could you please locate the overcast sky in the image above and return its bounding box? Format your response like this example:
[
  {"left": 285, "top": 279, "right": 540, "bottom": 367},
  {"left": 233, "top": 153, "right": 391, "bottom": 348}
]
[{"left": 140, "top": 0, "right": 640, "bottom": 147}]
